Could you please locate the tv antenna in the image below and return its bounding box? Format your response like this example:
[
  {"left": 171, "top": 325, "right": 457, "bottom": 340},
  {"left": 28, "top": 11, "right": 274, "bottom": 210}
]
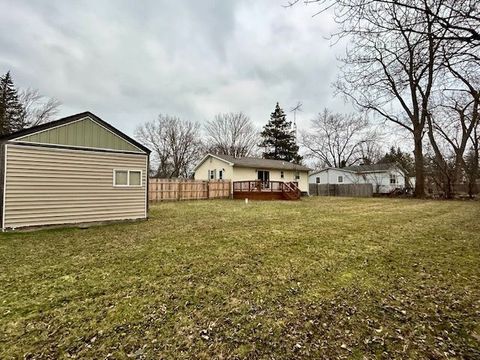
[{"left": 289, "top": 101, "right": 303, "bottom": 137}]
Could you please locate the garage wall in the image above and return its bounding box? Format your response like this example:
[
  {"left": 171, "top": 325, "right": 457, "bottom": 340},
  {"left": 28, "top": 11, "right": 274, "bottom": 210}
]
[{"left": 3, "top": 144, "right": 147, "bottom": 229}]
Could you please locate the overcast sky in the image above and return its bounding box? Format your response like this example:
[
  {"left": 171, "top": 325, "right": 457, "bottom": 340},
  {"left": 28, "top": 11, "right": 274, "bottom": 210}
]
[{"left": 0, "top": 0, "right": 351, "bottom": 136}]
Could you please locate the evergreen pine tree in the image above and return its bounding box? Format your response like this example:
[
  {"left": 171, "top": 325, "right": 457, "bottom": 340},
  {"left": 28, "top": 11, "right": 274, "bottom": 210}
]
[
  {"left": 378, "top": 146, "right": 415, "bottom": 175},
  {"left": 259, "top": 102, "right": 302, "bottom": 163},
  {"left": 0, "top": 71, "right": 25, "bottom": 135}
]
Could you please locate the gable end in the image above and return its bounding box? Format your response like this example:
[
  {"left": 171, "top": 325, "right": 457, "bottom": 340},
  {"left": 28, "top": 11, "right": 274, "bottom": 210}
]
[{"left": 4, "top": 112, "right": 149, "bottom": 154}]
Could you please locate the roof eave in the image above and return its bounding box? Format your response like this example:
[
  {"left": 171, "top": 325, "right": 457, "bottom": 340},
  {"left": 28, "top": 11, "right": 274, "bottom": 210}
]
[{"left": 233, "top": 164, "right": 310, "bottom": 171}]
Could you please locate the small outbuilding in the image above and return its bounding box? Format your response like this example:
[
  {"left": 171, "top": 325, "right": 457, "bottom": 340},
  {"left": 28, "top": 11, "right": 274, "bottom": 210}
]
[{"left": 0, "top": 111, "right": 150, "bottom": 230}]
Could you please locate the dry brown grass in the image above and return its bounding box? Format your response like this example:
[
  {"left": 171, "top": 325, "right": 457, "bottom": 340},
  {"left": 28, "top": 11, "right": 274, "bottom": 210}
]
[{"left": 0, "top": 197, "right": 479, "bottom": 359}]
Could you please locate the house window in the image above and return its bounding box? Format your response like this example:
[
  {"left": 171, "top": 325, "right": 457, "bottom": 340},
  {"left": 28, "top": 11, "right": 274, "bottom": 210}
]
[
  {"left": 219, "top": 169, "right": 224, "bottom": 180},
  {"left": 338, "top": 175, "right": 343, "bottom": 183},
  {"left": 280, "top": 171, "right": 284, "bottom": 179},
  {"left": 114, "top": 170, "right": 142, "bottom": 186},
  {"left": 390, "top": 174, "right": 396, "bottom": 184},
  {"left": 316, "top": 177, "right": 320, "bottom": 184},
  {"left": 295, "top": 172, "right": 300, "bottom": 180},
  {"left": 208, "top": 170, "right": 216, "bottom": 180}
]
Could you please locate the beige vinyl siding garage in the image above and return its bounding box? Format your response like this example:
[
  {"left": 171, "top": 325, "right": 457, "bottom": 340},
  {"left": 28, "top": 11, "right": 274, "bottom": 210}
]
[
  {"left": 3, "top": 144, "right": 147, "bottom": 229},
  {"left": 0, "top": 111, "right": 151, "bottom": 230}
]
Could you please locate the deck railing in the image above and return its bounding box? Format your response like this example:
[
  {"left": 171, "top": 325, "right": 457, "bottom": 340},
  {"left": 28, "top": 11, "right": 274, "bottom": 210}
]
[
  {"left": 233, "top": 180, "right": 301, "bottom": 200},
  {"left": 233, "top": 180, "right": 299, "bottom": 192}
]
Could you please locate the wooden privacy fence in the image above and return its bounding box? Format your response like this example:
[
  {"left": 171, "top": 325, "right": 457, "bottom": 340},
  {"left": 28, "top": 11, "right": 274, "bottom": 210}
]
[
  {"left": 309, "top": 183, "right": 373, "bottom": 197},
  {"left": 149, "top": 179, "right": 231, "bottom": 202}
]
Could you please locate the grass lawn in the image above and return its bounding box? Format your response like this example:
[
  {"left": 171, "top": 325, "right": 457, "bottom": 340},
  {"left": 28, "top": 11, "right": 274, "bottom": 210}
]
[{"left": 1, "top": 197, "right": 479, "bottom": 359}]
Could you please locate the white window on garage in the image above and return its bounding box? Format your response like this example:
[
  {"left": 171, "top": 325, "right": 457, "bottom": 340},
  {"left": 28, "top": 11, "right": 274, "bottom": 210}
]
[
  {"left": 338, "top": 175, "right": 344, "bottom": 183},
  {"left": 390, "top": 174, "right": 396, "bottom": 184},
  {"left": 114, "top": 170, "right": 128, "bottom": 186},
  {"left": 129, "top": 171, "right": 142, "bottom": 186},
  {"left": 114, "top": 170, "right": 142, "bottom": 187},
  {"left": 316, "top": 177, "right": 320, "bottom": 184}
]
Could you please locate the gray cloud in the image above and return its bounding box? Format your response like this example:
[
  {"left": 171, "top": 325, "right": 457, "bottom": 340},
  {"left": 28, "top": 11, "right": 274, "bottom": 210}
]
[{"left": 0, "top": 0, "right": 347, "bottom": 135}]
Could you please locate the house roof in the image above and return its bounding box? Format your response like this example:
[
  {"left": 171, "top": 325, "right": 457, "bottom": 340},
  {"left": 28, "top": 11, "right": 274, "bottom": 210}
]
[
  {"left": 310, "top": 163, "right": 404, "bottom": 176},
  {"left": 196, "top": 153, "right": 310, "bottom": 171},
  {"left": 342, "top": 163, "right": 401, "bottom": 173},
  {"left": 309, "top": 167, "right": 356, "bottom": 176},
  {"left": 0, "top": 111, "right": 151, "bottom": 154}
]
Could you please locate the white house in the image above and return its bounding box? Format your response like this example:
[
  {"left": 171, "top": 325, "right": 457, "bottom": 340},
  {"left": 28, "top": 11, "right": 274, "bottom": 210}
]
[
  {"left": 309, "top": 163, "right": 406, "bottom": 194},
  {"left": 194, "top": 153, "right": 310, "bottom": 194}
]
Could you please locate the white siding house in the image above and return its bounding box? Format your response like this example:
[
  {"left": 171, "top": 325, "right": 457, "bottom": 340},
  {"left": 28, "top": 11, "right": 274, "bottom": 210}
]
[{"left": 309, "top": 164, "right": 406, "bottom": 194}]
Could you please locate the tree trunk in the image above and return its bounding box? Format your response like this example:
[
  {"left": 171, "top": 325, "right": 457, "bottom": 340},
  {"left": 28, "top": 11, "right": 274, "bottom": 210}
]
[
  {"left": 413, "top": 134, "right": 425, "bottom": 198},
  {"left": 468, "top": 145, "right": 479, "bottom": 199}
]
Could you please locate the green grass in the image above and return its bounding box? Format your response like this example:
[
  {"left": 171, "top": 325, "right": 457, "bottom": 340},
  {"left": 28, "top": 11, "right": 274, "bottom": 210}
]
[{"left": 0, "top": 197, "right": 479, "bottom": 359}]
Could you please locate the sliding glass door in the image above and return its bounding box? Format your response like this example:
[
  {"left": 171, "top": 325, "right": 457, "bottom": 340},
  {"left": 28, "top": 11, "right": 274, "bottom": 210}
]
[{"left": 257, "top": 170, "right": 270, "bottom": 189}]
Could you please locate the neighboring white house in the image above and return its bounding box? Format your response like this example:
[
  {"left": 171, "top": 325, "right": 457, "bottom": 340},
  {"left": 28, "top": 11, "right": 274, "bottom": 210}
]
[
  {"left": 309, "top": 163, "right": 406, "bottom": 194},
  {"left": 194, "top": 153, "right": 310, "bottom": 194}
]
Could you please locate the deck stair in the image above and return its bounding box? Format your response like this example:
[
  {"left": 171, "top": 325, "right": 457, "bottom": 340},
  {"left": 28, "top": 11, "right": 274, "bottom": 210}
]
[{"left": 281, "top": 182, "right": 301, "bottom": 200}]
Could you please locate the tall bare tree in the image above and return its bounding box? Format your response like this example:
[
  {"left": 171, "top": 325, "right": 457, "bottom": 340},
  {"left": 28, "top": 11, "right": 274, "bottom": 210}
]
[
  {"left": 427, "top": 85, "right": 479, "bottom": 197},
  {"left": 135, "top": 114, "right": 202, "bottom": 178},
  {"left": 289, "top": 1, "right": 450, "bottom": 197},
  {"left": 301, "top": 109, "right": 378, "bottom": 168},
  {"left": 19, "top": 88, "right": 61, "bottom": 128},
  {"left": 204, "top": 112, "right": 259, "bottom": 157},
  {"left": 424, "top": 18, "right": 480, "bottom": 197},
  {"left": 286, "top": 0, "right": 479, "bottom": 44},
  {"left": 464, "top": 132, "right": 479, "bottom": 198},
  {"left": 288, "top": 0, "right": 479, "bottom": 197}
]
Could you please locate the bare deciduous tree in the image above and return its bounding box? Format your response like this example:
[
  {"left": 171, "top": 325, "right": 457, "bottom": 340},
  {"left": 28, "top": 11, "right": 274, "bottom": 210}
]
[
  {"left": 424, "top": 29, "right": 480, "bottom": 197},
  {"left": 19, "top": 88, "right": 61, "bottom": 128},
  {"left": 301, "top": 109, "right": 378, "bottom": 168},
  {"left": 286, "top": 0, "right": 479, "bottom": 44},
  {"left": 204, "top": 112, "right": 259, "bottom": 157},
  {"left": 464, "top": 134, "right": 479, "bottom": 198},
  {"left": 288, "top": 0, "right": 480, "bottom": 198},
  {"left": 135, "top": 114, "right": 202, "bottom": 178},
  {"left": 427, "top": 88, "right": 479, "bottom": 197}
]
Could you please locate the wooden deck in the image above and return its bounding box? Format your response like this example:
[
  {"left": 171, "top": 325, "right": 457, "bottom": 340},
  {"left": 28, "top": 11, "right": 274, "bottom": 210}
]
[{"left": 233, "top": 181, "right": 301, "bottom": 200}]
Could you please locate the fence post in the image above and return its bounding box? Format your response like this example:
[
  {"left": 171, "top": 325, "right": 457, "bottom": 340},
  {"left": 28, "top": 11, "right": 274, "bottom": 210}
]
[
  {"left": 207, "top": 181, "right": 210, "bottom": 199},
  {"left": 178, "top": 180, "right": 182, "bottom": 201}
]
